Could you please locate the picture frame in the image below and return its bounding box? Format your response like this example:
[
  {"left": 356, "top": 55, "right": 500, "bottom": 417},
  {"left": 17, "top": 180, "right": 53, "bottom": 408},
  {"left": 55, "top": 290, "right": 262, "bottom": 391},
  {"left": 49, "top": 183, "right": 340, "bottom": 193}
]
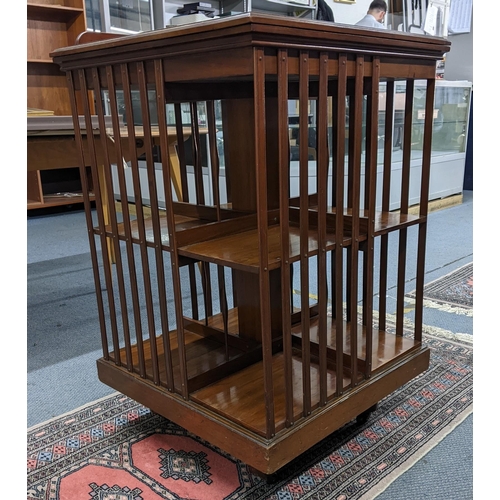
[{"left": 333, "top": 0, "right": 356, "bottom": 4}]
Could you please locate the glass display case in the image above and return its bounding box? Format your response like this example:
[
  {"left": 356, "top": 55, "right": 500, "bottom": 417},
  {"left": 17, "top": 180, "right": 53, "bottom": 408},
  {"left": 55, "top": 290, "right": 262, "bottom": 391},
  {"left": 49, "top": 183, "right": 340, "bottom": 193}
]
[
  {"left": 109, "top": 80, "right": 471, "bottom": 211},
  {"left": 375, "top": 79, "right": 472, "bottom": 208},
  {"left": 85, "top": 0, "right": 153, "bottom": 34},
  {"left": 269, "top": 79, "right": 471, "bottom": 210}
]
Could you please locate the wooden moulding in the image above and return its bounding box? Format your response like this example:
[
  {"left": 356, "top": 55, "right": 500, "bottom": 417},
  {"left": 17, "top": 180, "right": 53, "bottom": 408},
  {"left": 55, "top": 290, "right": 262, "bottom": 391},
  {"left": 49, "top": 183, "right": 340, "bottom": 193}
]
[
  {"left": 52, "top": 13, "right": 450, "bottom": 72},
  {"left": 97, "top": 345, "right": 429, "bottom": 475}
]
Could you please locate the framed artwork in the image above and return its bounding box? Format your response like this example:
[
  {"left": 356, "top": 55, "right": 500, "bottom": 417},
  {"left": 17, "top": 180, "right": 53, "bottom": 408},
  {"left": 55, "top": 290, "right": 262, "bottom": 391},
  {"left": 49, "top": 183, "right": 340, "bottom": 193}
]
[{"left": 334, "top": 0, "right": 356, "bottom": 3}]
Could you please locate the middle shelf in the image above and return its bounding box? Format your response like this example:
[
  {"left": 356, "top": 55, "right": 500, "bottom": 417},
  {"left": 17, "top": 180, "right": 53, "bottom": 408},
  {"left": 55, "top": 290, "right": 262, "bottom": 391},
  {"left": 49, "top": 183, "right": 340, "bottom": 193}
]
[{"left": 101, "top": 206, "right": 422, "bottom": 272}]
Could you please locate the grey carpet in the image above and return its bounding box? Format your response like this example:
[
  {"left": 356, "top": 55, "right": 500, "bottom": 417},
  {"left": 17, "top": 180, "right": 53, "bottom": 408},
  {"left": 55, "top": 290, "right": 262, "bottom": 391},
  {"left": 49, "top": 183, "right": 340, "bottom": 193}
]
[{"left": 27, "top": 192, "right": 473, "bottom": 499}]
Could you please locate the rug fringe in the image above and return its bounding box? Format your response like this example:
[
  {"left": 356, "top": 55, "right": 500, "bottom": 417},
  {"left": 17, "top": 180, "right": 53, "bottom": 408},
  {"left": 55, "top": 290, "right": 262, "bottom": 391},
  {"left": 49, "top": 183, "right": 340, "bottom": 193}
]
[
  {"left": 372, "top": 309, "right": 473, "bottom": 345},
  {"left": 405, "top": 296, "right": 473, "bottom": 317}
]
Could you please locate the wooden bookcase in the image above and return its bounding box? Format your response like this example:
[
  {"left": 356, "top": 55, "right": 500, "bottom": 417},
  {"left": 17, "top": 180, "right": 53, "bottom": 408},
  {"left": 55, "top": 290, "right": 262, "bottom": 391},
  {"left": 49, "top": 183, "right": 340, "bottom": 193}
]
[
  {"left": 27, "top": 0, "right": 88, "bottom": 210},
  {"left": 52, "top": 14, "right": 451, "bottom": 477}
]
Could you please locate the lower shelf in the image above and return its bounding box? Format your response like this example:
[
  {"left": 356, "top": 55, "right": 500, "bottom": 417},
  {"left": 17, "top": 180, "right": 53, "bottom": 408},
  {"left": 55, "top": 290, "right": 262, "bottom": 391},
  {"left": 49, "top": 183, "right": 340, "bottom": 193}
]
[
  {"left": 97, "top": 342, "right": 430, "bottom": 475},
  {"left": 106, "top": 309, "right": 423, "bottom": 437},
  {"left": 27, "top": 192, "right": 94, "bottom": 210}
]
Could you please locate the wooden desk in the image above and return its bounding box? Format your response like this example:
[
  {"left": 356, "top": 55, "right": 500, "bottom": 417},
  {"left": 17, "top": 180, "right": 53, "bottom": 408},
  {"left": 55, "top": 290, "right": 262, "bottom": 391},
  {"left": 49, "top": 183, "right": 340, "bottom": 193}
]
[
  {"left": 28, "top": 116, "right": 193, "bottom": 204},
  {"left": 28, "top": 115, "right": 201, "bottom": 263}
]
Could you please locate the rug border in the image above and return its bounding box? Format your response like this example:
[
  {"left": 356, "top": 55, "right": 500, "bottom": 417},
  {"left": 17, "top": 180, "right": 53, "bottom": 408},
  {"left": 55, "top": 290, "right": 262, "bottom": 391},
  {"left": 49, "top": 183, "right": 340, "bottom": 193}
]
[
  {"left": 360, "top": 316, "right": 473, "bottom": 499},
  {"left": 27, "top": 327, "right": 473, "bottom": 500},
  {"left": 380, "top": 310, "right": 473, "bottom": 345},
  {"left": 27, "top": 390, "right": 121, "bottom": 433},
  {"left": 424, "top": 262, "right": 473, "bottom": 287},
  {"left": 27, "top": 327, "right": 471, "bottom": 433},
  {"left": 406, "top": 262, "right": 473, "bottom": 311},
  {"left": 362, "top": 405, "right": 473, "bottom": 500},
  {"left": 417, "top": 297, "right": 472, "bottom": 316}
]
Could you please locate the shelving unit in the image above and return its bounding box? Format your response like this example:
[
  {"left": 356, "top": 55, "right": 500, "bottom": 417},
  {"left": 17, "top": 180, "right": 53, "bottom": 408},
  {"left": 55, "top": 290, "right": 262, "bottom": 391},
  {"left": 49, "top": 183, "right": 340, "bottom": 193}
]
[
  {"left": 52, "top": 14, "right": 450, "bottom": 477},
  {"left": 218, "top": 0, "right": 316, "bottom": 18},
  {"left": 27, "top": 0, "right": 88, "bottom": 210}
]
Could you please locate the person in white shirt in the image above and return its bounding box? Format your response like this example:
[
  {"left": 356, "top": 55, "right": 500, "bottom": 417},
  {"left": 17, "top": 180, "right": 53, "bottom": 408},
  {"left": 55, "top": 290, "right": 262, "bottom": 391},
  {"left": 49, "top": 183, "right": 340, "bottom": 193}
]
[{"left": 355, "top": 0, "right": 387, "bottom": 29}]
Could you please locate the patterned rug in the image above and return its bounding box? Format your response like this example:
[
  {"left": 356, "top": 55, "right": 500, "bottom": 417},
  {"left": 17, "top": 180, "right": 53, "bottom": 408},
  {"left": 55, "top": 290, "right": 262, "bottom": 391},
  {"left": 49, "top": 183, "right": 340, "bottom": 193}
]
[
  {"left": 27, "top": 329, "right": 472, "bottom": 500},
  {"left": 407, "top": 262, "right": 473, "bottom": 310}
]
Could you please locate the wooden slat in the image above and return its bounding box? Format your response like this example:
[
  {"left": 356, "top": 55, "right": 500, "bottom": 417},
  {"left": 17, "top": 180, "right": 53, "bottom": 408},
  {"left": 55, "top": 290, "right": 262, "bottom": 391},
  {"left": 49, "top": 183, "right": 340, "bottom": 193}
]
[
  {"left": 94, "top": 66, "right": 133, "bottom": 371},
  {"left": 414, "top": 78, "right": 436, "bottom": 341},
  {"left": 105, "top": 66, "right": 145, "bottom": 374},
  {"left": 206, "top": 100, "right": 221, "bottom": 220},
  {"left": 174, "top": 103, "right": 190, "bottom": 201},
  {"left": 216, "top": 265, "right": 230, "bottom": 360},
  {"left": 66, "top": 69, "right": 110, "bottom": 361},
  {"left": 299, "top": 49, "right": 312, "bottom": 417},
  {"left": 201, "top": 262, "right": 213, "bottom": 321},
  {"left": 154, "top": 60, "right": 179, "bottom": 391},
  {"left": 173, "top": 170, "right": 205, "bottom": 324},
  {"left": 154, "top": 58, "right": 189, "bottom": 398},
  {"left": 317, "top": 51, "right": 329, "bottom": 406},
  {"left": 121, "top": 62, "right": 154, "bottom": 378},
  {"left": 78, "top": 68, "right": 122, "bottom": 367},
  {"left": 254, "top": 46, "right": 275, "bottom": 438},
  {"left": 378, "top": 79, "right": 395, "bottom": 332},
  {"left": 277, "top": 48, "right": 294, "bottom": 427},
  {"left": 396, "top": 79, "right": 414, "bottom": 336},
  {"left": 190, "top": 102, "right": 205, "bottom": 205},
  {"left": 137, "top": 60, "right": 165, "bottom": 386},
  {"left": 334, "top": 53, "right": 347, "bottom": 397},
  {"left": 363, "top": 56, "right": 380, "bottom": 379},
  {"left": 348, "top": 55, "right": 364, "bottom": 387}
]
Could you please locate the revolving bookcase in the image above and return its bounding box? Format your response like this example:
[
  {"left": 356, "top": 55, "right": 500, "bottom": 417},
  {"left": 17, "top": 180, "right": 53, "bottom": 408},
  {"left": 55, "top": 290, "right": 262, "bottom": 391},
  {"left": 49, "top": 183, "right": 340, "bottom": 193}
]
[{"left": 52, "top": 14, "right": 450, "bottom": 476}]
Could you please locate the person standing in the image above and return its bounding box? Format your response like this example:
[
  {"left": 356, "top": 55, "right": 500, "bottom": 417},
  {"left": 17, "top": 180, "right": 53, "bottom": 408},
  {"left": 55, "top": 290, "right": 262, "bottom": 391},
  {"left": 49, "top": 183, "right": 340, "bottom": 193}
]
[{"left": 355, "top": 0, "right": 387, "bottom": 29}]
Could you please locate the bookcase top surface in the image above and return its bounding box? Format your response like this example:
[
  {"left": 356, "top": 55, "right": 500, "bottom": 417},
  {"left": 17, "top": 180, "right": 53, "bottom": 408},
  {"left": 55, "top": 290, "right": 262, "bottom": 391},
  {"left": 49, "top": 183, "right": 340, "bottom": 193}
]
[{"left": 51, "top": 12, "right": 451, "bottom": 68}]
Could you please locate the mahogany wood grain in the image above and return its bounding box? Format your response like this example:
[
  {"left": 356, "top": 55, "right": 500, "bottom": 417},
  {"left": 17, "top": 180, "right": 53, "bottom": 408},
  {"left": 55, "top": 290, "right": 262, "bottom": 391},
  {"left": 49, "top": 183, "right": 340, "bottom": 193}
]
[
  {"left": 378, "top": 79, "right": 395, "bottom": 332},
  {"left": 191, "top": 317, "right": 419, "bottom": 436},
  {"left": 317, "top": 50, "right": 329, "bottom": 406},
  {"left": 414, "top": 78, "right": 437, "bottom": 341},
  {"left": 108, "top": 313, "right": 418, "bottom": 437},
  {"left": 363, "top": 56, "right": 381, "bottom": 379},
  {"left": 92, "top": 66, "right": 134, "bottom": 371},
  {"left": 97, "top": 345, "right": 430, "bottom": 474},
  {"left": 52, "top": 14, "right": 450, "bottom": 70},
  {"left": 54, "top": 14, "right": 447, "bottom": 476},
  {"left": 334, "top": 53, "right": 348, "bottom": 397},
  {"left": 28, "top": 0, "right": 86, "bottom": 116},
  {"left": 178, "top": 224, "right": 340, "bottom": 272},
  {"left": 27, "top": 171, "right": 44, "bottom": 205}
]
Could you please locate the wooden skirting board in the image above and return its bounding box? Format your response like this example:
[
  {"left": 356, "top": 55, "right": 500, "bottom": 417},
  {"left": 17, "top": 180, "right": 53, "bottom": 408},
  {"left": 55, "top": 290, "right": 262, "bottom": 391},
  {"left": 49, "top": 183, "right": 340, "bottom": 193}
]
[
  {"left": 115, "top": 193, "right": 464, "bottom": 218},
  {"left": 407, "top": 193, "right": 463, "bottom": 216}
]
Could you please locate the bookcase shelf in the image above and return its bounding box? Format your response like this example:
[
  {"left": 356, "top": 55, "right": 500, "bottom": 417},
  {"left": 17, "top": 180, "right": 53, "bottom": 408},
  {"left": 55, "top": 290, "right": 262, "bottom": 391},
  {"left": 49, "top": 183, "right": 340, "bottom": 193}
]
[
  {"left": 27, "top": 0, "right": 87, "bottom": 210},
  {"left": 27, "top": 3, "right": 84, "bottom": 22}
]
